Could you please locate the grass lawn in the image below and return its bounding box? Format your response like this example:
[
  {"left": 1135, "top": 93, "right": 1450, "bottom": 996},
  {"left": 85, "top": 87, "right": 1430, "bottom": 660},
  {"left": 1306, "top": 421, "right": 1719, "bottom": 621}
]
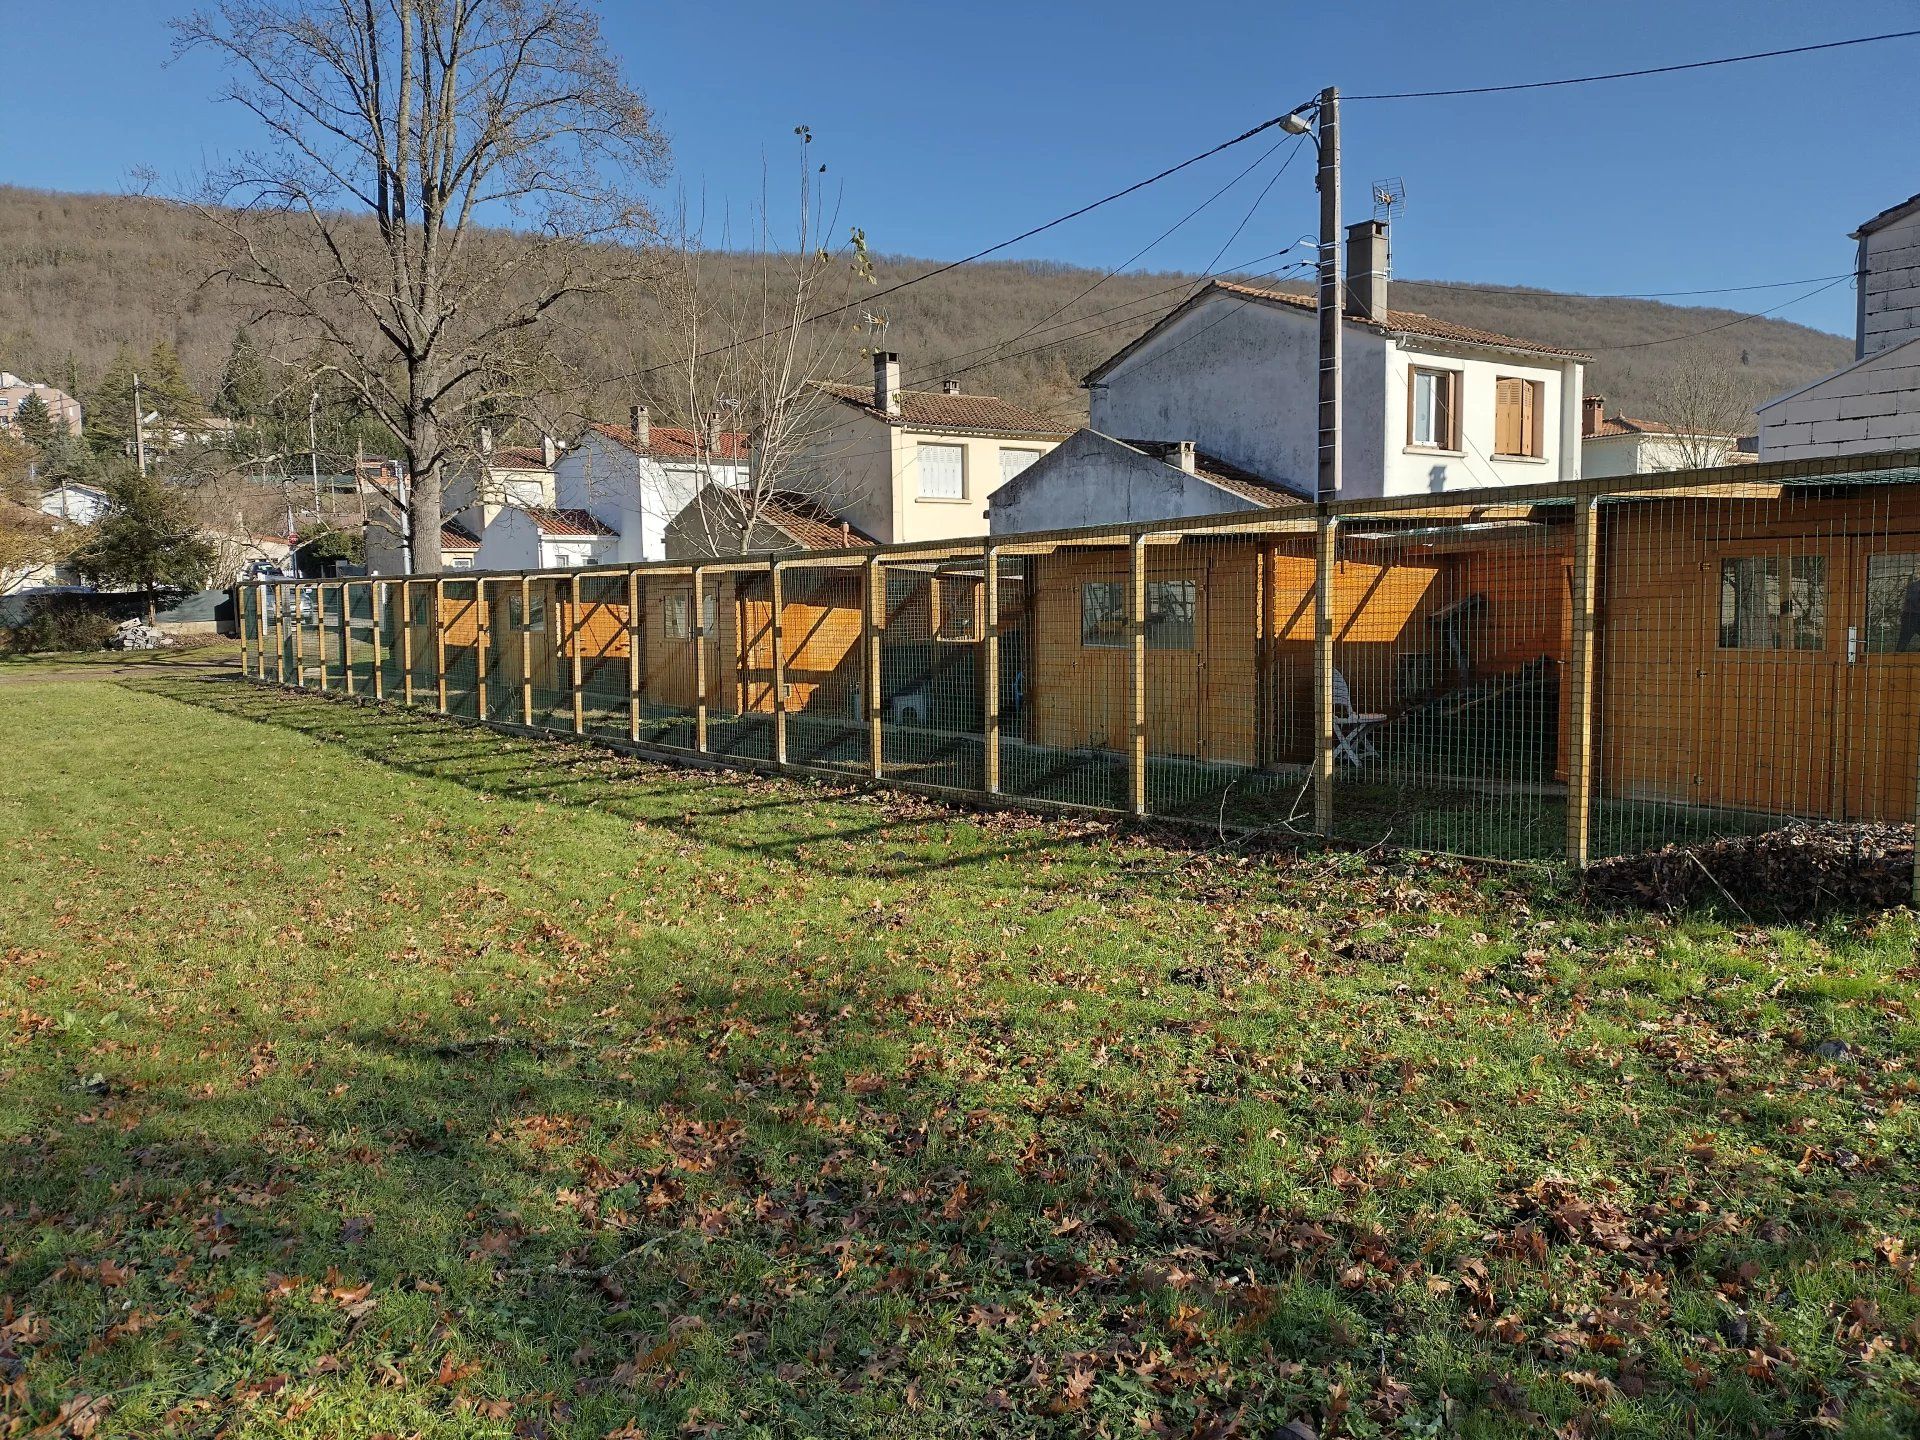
[
  {"left": 2, "top": 674, "right": 1917, "bottom": 1438},
  {"left": 0, "top": 637, "right": 243, "bottom": 675}
]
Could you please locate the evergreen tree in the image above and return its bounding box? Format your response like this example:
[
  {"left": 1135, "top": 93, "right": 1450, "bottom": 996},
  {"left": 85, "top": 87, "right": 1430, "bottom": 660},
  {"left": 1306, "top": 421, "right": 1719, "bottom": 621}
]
[
  {"left": 12, "top": 392, "right": 57, "bottom": 453},
  {"left": 142, "top": 340, "right": 206, "bottom": 427},
  {"left": 70, "top": 467, "right": 215, "bottom": 621},
  {"left": 87, "top": 346, "right": 141, "bottom": 456},
  {"left": 214, "top": 328, "right": 275, "bottom": 424}
]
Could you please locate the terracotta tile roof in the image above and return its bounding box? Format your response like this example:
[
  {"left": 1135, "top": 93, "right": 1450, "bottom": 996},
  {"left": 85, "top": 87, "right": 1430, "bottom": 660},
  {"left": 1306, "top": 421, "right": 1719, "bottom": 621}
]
[
  {"left": 589, "top": 421, "right": 750, "bottom": 461},
  {"left": 1121, "top": 439, "right": 1310, "bottom": 506},
  {"left": 527, "top": 506, "right": 619, "bottom": 538},
  {"left": 440, "top": 519, "right": 481, "bottom": 551},
  {"left": 1208, "top": 280, "right": 1592, "bottom": 360},
  {"left": 816, "top": 383, "right": 1068, "bottom": 437},
  {"left": 488, "top": 446, "right": 551, "bottom": 469},
  {"left": 757, "top": 493, "right": 874, "bottom": 551}
]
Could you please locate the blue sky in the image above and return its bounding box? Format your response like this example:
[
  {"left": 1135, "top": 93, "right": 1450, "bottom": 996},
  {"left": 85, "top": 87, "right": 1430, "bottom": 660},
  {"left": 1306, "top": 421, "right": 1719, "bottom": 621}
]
[{"left": 5, "top": 1, "right": 1918, "bottom": 338}]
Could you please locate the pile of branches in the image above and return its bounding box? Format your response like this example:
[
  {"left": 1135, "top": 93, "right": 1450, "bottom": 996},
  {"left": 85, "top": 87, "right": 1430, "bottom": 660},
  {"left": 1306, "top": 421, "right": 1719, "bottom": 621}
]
[{"left": 1584, "top": 821, "right": 1914, "bottom": 918}]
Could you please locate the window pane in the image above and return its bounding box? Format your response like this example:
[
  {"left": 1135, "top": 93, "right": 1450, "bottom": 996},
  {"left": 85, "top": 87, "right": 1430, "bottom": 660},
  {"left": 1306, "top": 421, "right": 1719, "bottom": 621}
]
[
  {"left": 1081, "top": 582, "right": 1126, "bottom": 647},
  {"left": 1718, "top": 556, "right": 1780, "bottom": 649},
  {"left": 1788, "top": 554, "right": 1826, "bottom": 651},
  {"left": 917, "top": 443, "right": 964, "bottom": 498},
  {"left": 1865, "top": 552, "right": 1920, "bottom": 653},
  {"left": 663, "top": 593, "right": 689, "bottom": 640},
  {"left": 1146, "top": 580, "right": 1196, "bottom": 650},
  {"left": 999, "top": 448, "right": 1040, "bottom": 485},
  {"left": 1412, "top": 373, "right": 1434, "bottom": 445}
]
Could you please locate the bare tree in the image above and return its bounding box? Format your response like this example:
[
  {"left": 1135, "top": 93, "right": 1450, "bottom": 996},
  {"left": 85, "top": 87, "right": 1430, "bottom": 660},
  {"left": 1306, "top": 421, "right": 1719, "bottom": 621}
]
[
  {"left": 650, "top": 128, "right": 874, "bottom": 559},
  {"left": 175, "top": 0, "right": 669, "bottom": 572},
  {"left": 1645, "top": 343, "right": 1765, "bottom": 470}
]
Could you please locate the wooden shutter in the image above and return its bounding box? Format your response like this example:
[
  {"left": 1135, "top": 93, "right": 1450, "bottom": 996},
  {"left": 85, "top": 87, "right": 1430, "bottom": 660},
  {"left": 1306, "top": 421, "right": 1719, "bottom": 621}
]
[
  {"left": 1437, "top": 372, "right": 1458, "bottom": 449},
  {"left": 1494, "top": 378, "right": 1523, "bottom": 455}
]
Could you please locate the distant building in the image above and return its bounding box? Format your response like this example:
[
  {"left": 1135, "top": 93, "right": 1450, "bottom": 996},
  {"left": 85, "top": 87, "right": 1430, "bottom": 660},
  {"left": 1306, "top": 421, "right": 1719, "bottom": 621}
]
[
  {"left": 805, "top": 357, "right": 1067, "bottom": 544},
  {"left": 664, "top": 485, "right": 874, "bottom": 559},
  {"left": 1760, "top": 192, "right": 1920, "bottom": 460},
  {"left": 366, "top": 434, "right": 556, "bottom": 575},
  {"left": 988, "top": 432, "right": 1306, "bottom": 536},
  {"left": 0, "top": 373, "right": 83, "bottom": 436},
  {"left": 1579, "top": 396, "right": 1754, "bottom": 478}
]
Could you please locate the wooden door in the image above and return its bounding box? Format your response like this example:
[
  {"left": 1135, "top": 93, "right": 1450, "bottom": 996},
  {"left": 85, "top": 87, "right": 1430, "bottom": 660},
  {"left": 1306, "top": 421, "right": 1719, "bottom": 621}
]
[
  {"left": 1700, "top": 538, "right": 1843, "bottom": 819},
  {"left": 1838, "top": 538, "right": 1920, "bottom": 820}
]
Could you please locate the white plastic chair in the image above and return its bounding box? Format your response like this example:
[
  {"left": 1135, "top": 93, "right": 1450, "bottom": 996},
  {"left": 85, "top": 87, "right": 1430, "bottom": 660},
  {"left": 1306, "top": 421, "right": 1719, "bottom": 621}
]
[{"left": 1331, "top": 669, "right": 1387, "bottom": 765}]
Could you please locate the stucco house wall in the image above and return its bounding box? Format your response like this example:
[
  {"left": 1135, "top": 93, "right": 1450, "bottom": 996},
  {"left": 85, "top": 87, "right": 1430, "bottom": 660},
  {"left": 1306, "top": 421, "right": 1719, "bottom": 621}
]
[{"left": 987, "top": 430, "right": 1265, "bottom": 534}]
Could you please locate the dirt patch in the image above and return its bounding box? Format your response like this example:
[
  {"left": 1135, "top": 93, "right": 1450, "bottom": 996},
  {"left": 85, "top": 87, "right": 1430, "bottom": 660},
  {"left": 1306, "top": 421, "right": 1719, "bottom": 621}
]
[{"left": 1584, "top": 821, "right": 1914, "bottom": 917}]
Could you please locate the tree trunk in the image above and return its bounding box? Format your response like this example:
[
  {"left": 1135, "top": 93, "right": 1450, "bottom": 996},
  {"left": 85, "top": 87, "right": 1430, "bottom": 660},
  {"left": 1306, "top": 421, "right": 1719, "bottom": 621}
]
[{"left": 409, "top": 410, "right": 443, "bottom": 574}]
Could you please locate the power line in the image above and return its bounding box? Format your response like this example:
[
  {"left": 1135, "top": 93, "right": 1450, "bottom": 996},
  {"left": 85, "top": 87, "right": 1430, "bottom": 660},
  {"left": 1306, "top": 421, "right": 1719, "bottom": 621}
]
[
  {"left": 1398, "top": 273, "right": 1855, "bottom": 302},
  {"left": 1347, "top": 29, "right": 1920, "bottom": 100},
  {"left": 1586, "top": 274, "right": 1854, "bottom": 351},
  {"left": 599, "top": 100, "right": 1321, "bottom": 387}
]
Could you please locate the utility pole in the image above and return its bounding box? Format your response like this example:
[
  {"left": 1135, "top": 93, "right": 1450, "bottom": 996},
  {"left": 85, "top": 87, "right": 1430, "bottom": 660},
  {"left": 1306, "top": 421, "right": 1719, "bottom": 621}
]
[
  {"left": 308, "top": 391, "right": 323, "bottom": 519},
  {"left": 1314, "top": 86, "right": 1341, "bottom": 504},
  {"left": 132, "top": 373, "right": 148, "bottom": 476}
]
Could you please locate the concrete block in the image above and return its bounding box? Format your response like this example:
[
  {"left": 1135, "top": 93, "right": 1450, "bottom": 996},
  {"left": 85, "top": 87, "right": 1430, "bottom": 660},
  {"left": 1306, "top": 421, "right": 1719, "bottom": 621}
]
[
  {"left": 1866, "top": 413, "right": 1920, "bottom": 441},
  {"left": 1812, "top": 418, "right": 1870, "bottom": 443},
  {"left": 1793, "top": 396, "right": 1842, "bottom": 423},
  {"left": 1838, "top": 393, "right": 1898, "bottom": 420}
]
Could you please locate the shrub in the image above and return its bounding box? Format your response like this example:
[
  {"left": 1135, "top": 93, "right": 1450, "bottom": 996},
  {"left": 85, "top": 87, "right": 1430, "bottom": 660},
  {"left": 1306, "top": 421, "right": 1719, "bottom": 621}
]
[{"left": 3, "top": 594, "right": 125, "bottom": 654}]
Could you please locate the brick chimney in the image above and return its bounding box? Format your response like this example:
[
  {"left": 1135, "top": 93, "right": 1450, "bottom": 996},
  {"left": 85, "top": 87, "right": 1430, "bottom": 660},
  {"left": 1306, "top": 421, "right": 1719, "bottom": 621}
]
[
  {"left": 941, "top": 379, "right": 961, "bottom": 395},
  {"left": 1582, "top": 394, "right": 1605, "bottom": 437},
  {"left": 629, "top": 404, "right": 649, "bottom": 447},
  {"left": 873, "top": 352, "right": 901, "bottom": 417},
  {"left": 1169, "top": 440, "right": 1197, "bottom": 474},
  {"left": 1345, "top": 220, "right": 1389, "bottom": 322}
]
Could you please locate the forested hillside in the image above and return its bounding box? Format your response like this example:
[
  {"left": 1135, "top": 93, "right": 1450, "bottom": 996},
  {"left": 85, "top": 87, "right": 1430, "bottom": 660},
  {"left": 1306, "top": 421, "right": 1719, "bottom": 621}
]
[{"left": 0, "top": 184, "right": 1851, "bottom": 431}]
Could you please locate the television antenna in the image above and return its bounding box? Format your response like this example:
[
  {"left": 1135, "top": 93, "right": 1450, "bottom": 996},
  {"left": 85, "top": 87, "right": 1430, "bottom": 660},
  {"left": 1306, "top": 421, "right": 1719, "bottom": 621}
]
[{"left": 1371, "top": 177, "right": 1406, "bottom": 223}]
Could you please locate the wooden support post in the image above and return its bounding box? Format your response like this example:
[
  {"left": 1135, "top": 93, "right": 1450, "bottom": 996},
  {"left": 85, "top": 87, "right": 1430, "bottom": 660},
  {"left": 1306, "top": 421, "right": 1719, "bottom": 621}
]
[
  {"left": 983, "top": 546, "right": 1001, "bottom": 794},
  {"left": 340, "top": 583, "right": 356, "bottom": 696},
  {"left": 1256, "top": 541, "right": 1278, "bottom": 769},
  {"left": 474, "top": 583, "right": 490, "bottom": 720},
  {"left": 627, "top": 569, "right": 642, "bottom": 745},
  {"left": 692, "top": 567, "right": 709, "bottom": 753},
  {"left": 1566, "top": 498, "right": 1601, "bottom": 870},
  {"left": 769, "top": 560, "right": 789, "bottom": 765},
  {"left": 316, "top": 584, "right": 332, "bottom": 692},
  {"left": 866, "top": 557, "right": 885, "bottom": 779},
  {"left": 273, "top": 584, "right": 287, "bottom": 685},
  {"left": 370, "top": 582, "right": 386, "bottom": 701},
  {"left": 1312, "top": 512, "right": 1338, "bottom": 837},
  {"left": 433, "top": 577, "right": 448, "bottom": 714},
  {"left": 518, "top": 576, "right": 533, "bottom": 726},
  {"left": 400, "top": 579, "right": 415, "bottom": 705},
  {"left": 1128, "top": 537, "right": 1149, "bottom": 817},
  {"left": 569, "top": 572, "right": 585, "bottom": 734}
]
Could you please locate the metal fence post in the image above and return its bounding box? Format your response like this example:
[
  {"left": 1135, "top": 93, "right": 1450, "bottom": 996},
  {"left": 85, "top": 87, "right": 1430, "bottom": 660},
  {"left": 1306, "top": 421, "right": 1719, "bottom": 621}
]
[
  {"left": 433, "top": 577, "right": 448, "bottom": 714},
  {"left": 1566, "top": 497, "right": 1601, "bottom": 869},
  {"left": 371, "top": 581, "right": 386, "bottom": 701},
  {"left": 983, "top": 544, "right": 1001, "bottom": 795},
  {"left": 692, "top": 566, "right": 709, "bottom": 753},
  {"left": 400, "top": 579, "right": 415, "bottom": 705},
  {"left": 1128, "top": 534, "right": 1148, "bottom": 818},
  {"left": 1313, "top": 511, "right": 1338, "bottom": 837},
  {"left": 866, "top": 557, "right": 885, "bottom": 780},
  {"left": 518, "top": 576, "right": 533, "bottom": 726},
  {"left": 770, "top": 559, "right": 789, "bottom": 765}
]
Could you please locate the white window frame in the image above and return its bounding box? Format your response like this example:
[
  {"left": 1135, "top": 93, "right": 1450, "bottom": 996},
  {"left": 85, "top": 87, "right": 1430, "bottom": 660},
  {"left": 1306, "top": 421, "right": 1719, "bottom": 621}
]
[{"left": 916, "top": 442, "right": 966, "bottom": 500}]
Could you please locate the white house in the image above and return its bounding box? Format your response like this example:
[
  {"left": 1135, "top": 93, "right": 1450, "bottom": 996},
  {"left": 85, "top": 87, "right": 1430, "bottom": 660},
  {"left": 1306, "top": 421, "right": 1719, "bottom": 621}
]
[
  {"left": 1579, "top": 396, "right": 1753, "bottom": 478},
  {"left": 467, "top": 505, "right": 620, "bottom": 571},
  {"left": 988, "top": 431, "right": 1306, "bottom": 535},
  {"left": 802, "top": 358, "right": 1067, "bottom": 544},
  {"left": 524, "top": 409, "right": 751, "bottom": 566},
  {"left": 1759, "top": 192, "right": 1920, "bottom": 460},
  {"left": 366, "top": 434, "right": 557, "bottom": 574},
  {"left": 39, "top": 481, "right": 111, "bottom": 526},
  {"left": 1076, "top": 221, "right": 1586, "bottom": 512}
]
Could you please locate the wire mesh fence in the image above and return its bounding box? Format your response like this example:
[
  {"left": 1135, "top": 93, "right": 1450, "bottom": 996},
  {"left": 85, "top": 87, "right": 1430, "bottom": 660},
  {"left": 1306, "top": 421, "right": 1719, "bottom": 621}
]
[{"left": 241, "top": 456, "right": 1920, "bottom": 883}]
